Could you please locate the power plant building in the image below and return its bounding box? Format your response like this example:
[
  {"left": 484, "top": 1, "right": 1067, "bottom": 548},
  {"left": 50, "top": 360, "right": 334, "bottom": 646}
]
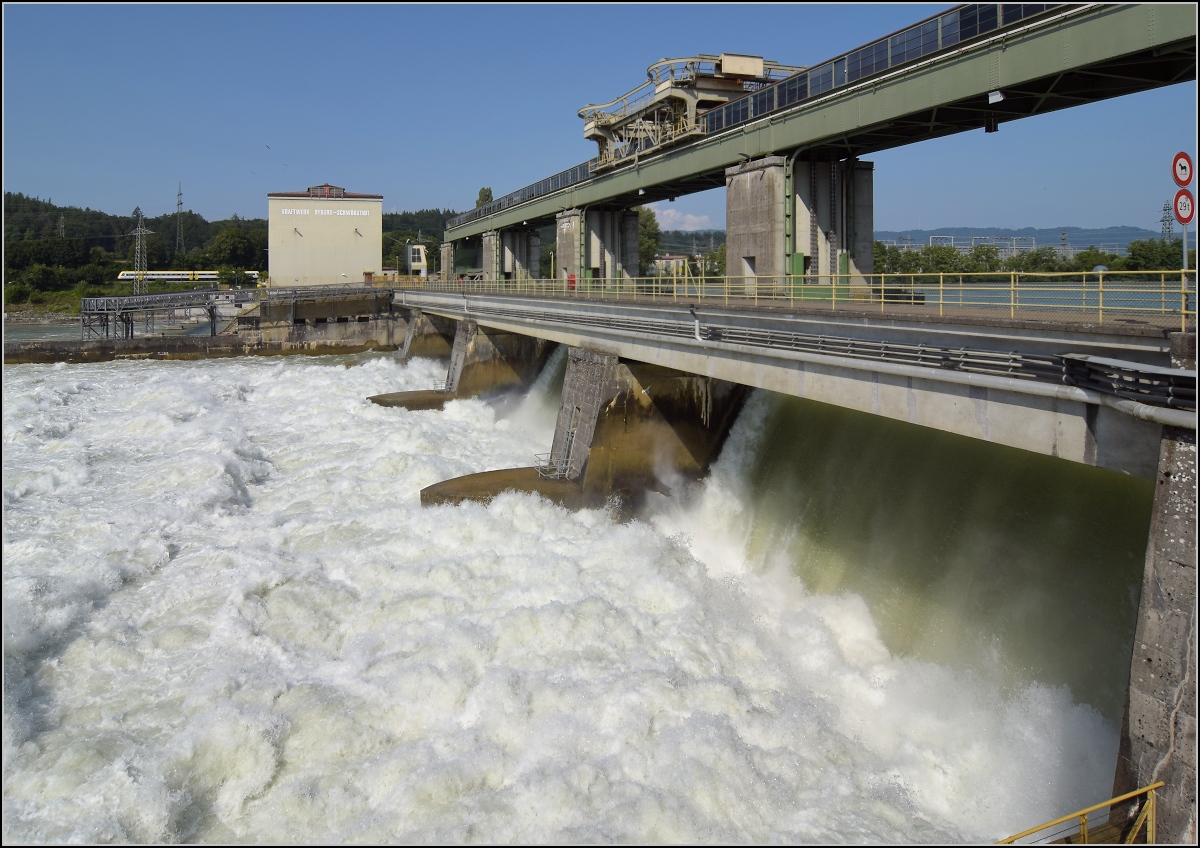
[{"left": 267, "top": 184, "right": 382, "bottom": 286}]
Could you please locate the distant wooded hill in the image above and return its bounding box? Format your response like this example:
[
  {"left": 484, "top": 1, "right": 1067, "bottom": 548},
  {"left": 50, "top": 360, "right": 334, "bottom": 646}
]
[
  {"left": 874, "top": 226, "right": 1162, "bottom": 253},
  {"left": 646, "top": 225, "right": 1165, "bottom": 256},
  {"left": 4, "top": 192, "right": 459, "bottom": 260}
]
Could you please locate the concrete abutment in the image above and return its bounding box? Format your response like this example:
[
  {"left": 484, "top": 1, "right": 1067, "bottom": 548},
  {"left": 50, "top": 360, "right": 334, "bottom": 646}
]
[{"left": 1113, "top": 332, "right": 1197, "bottom": 844}]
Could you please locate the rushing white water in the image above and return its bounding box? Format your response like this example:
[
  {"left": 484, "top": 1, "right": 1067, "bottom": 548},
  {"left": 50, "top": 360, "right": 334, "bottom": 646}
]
[{"left": 3, "top": 351, "right": 1120, "bottom": 843}]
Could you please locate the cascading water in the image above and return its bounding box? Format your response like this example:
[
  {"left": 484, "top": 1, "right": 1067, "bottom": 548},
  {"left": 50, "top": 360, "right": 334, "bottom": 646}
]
[
  {"left": 2, "top": 349, "right": 1150, "bottom": 843},
  {"left": 648, "top": 392, "right": 1153, "bottom": 725}
]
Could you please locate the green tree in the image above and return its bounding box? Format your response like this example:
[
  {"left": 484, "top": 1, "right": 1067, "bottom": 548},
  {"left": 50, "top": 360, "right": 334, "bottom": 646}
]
[
  {"left": 475, "top": 187, "right": 493, "bottom": 208},
  {"left": 216, "top": 267, "right": 248, "bottom": 288},
  {"left": 962, "top": 244, "right": 1003, "bottom": 274},
  {"left": 702, "top": 243, "right": 726, "bottom": 276},
  {"left": 637, "top": 207, "right": 661, "bottom": 276},
  {"left": 1126, "top": 238, "right": 1183, "bottom": 271},
  {"left": 1006, "top": 245, "right": 1065, "bottom": 273},
  {"left": 1071, "top": 245, "right": 1124, "bottom": 272},
  {"left": 208, "top": 227, "right": 257, "bottom": 268}
]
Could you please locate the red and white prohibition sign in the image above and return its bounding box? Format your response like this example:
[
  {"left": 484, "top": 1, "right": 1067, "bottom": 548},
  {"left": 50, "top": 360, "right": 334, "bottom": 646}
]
[
  {"left": 1172, "top": 151, "right": 1193, "bottom": 188},
  {"left": 1174, "top": 188, "right": 1195, "bottom": 226}
]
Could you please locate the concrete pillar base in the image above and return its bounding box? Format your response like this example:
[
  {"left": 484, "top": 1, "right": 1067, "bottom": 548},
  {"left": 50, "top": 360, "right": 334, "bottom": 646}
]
[
  {"left": 1112, "top": 332, "right": 1197, "bottom": 843},
  {"left": 419, "top": 347, "right": 747, "bottom": 510}
]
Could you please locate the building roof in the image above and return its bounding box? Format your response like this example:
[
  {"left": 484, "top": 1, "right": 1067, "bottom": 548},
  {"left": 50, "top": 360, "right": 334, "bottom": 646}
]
[{"left": 268, "top": 183, "right": 383, "bottom": 200}]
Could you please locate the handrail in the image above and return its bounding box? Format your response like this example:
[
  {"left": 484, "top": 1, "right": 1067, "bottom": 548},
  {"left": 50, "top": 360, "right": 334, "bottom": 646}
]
[
  {"left": 996, "top": 781, "right": 1164, "bottom": 844},
  {"left": 396, "top": 271, "right": 1196, "bottom": 333}
]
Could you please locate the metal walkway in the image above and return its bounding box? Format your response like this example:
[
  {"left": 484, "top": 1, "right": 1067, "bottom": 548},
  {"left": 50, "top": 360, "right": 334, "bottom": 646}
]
[{"left": 80, "top": 289, "right": 256, "bottom": 340}]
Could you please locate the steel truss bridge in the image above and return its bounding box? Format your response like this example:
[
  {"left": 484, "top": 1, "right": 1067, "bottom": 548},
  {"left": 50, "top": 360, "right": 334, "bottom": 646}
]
[
  {"left": 80, "top": 289, "right": 257, "bottom": 340},
  {"left": 446, "top": 3, "right": 1196, "bottom": 241}
]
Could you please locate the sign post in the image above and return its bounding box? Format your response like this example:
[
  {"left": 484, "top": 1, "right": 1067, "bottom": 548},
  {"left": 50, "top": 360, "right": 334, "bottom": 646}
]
[{"left": 1173, "top": 153, "right": 1193, "bottom": 273}]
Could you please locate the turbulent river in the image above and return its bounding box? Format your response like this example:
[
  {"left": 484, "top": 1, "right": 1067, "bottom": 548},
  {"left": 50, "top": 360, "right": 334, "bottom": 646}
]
[{"left": 2, "top": 349, "right": 1152, "bottom": 843}]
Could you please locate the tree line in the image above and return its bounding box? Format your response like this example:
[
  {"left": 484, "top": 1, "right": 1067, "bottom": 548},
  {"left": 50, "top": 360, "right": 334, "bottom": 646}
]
[{"left": 874, "top": 238, "right": 1194, "bottom": 276}]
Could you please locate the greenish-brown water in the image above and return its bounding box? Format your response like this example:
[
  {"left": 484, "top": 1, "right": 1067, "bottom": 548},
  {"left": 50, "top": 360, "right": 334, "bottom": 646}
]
[{"left": 674, "top": 392, "right": 1154, "bottom": 724}]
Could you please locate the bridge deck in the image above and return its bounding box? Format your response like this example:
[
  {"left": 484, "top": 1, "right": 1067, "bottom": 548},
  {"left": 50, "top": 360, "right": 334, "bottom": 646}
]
[{"left": 401, "top": 276, "right": 1196, "bottom": 335}]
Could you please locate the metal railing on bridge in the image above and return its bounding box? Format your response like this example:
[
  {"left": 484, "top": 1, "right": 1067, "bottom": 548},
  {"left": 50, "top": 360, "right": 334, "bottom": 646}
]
[
  {"left": 80, "top": 288, "right": 256, "bottom": 314},
  {"left": 397, "top": 271, "right": 1197, "bottom": 332},
  {"left": 997, "top": 780, "right": 1163, "bottom": 844},
  {"left": 447, "top": 4, "right": 1075, "bottom": 230}
]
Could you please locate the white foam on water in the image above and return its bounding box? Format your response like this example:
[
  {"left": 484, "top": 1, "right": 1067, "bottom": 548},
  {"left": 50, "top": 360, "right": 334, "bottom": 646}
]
[{"left": 3, "top": 355, "right": 1117, "bottom": 843}]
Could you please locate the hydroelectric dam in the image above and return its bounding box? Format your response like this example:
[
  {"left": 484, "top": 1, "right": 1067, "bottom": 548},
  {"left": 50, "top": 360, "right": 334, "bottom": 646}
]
[
  {"left": 405, "top": 4, "right": 1197, "bottom": 837},
  {"left": 3, "top": 3, "right": 1196, "bottom": 842}
]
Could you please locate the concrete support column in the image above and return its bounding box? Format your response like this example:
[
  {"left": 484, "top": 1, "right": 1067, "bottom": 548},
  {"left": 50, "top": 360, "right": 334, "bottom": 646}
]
[
  {"left": 1113, "top": 333, "right": 1197, "bottom": 843},
  {"left": 622, "top": 211, "right": 640, "bottom": 280},
  {"left": 585, "top": 212, "right": 607, "bottom": 281},
  {"left": 421, "top": 346, "right": 747, "bottom": 510},
  {"left": 372, "top": 320, "right": 551, "bottom": 411},
  {"left": 440, "top": 243, "right": 455, "bottom": 282},
  {"left": 449, "top": 319, "right": 553, "bottom": 399},
  {"left": 551, "top": 348, "right": 619, "bottom": 479},
  {"left": 500, "top": 229, "right": 542, "bottom": 281},
  {"left": 528, "top": 232, "right": 541, "bottom": 280},
  {"left": 481, "top": 230, "right": 501, "bottom": 282},
  {"left": 553, "top": 348, "right": 747, "bottom": 499},
  {"left": 726, "top": 155, "right": 787, "bottom": 293},
  {"left": 556, "top": 209, "right": 583, "bottom": 283},
  {"left": 556, "top": 209, "right": 638, "bottom": 285},
  {"left": 792, "top": 159, "right": 874, "bottom": 296}
]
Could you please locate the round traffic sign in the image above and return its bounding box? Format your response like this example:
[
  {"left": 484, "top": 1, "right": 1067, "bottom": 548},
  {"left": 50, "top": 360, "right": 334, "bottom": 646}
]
[
  {"left": 1173, "top": 152, "right": 1193, "bottom": 187},
  {"left": 1174, "top": 189, "right": 1195, "bottom": 225}
]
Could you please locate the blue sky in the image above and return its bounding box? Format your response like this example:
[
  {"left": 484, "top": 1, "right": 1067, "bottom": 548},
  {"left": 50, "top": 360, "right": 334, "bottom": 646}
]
[{"left": 3, "top": 3, "right": 1196, "bottom": 233}]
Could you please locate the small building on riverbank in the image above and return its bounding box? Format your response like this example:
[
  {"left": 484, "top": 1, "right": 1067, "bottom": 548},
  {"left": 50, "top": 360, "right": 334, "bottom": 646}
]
[{"left": 266, "top": 184, "right": 382, "bottom": 287}]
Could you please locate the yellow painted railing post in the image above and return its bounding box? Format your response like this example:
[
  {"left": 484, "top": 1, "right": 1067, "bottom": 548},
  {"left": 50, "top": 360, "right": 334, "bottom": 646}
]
[
  {"left": 939, "top": 273, "right": 944, "bottom": 318},
  {"left": 1183, "top": 272, "right": 1188, "bottom": 334},
  {"left": 1079, "top": 811, "right": 1089, "bottom": 843},
  {"left": 1099, "top": 271, "right": 1104, "bottom": 324},
  {"left": 1147, "top": 787, "right": 1156, "bottom": 844},
  {"left": 1010, "top": 272, "right": 1016, "bottom": 319}
]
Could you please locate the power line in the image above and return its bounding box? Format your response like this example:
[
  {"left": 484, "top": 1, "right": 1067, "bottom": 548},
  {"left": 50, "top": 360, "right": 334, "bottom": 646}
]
[
  {"left": 128, "top": 210, "right": 155, "bottom": 295},
  {"left": 176, "top": 183, "right": 185, "bottom": 255}
]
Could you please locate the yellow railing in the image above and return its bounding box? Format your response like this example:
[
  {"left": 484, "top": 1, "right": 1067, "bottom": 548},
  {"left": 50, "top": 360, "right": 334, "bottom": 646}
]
[
  {"left": 997, "top": 781, "right": 1164, "bottom": 844},
  {"left": 398, "top": 271, "right": 1197, "bottom": 332}
]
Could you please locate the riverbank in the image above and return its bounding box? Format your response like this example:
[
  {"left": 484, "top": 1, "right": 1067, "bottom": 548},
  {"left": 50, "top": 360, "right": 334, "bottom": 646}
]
[
  {"left": 4, "top": 334, "right": 401, "bottom": 364},
  {"left": 3, "top": 310, "right": 75, "bottom": 325}
]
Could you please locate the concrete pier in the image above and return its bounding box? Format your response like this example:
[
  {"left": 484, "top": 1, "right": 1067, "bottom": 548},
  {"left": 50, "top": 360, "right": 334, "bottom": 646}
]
[
  {"left": 1113, "top": 332, "right": 1197, "bottom": 843},
  {"left": 397, "top": 309, "right": 455, "bottom": 360},
  {"left": 369, "top": 319, "right": 553, "bottom": 411},
  {"left": 420, "top": 347, "right": 747, "bottom": 509},
  {"left": 725, "top": 155, "right": 873, "bottom": 295},
  {"left": 555, "top": 208, "right": 639, "bottom": 283},
  {"left": 482, "top": 229, "right": 542, "bottom": 281}
]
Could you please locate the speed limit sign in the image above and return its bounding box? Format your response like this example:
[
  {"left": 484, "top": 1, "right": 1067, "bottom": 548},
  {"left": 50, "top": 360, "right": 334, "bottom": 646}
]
[
  {"left": 1173, "top": 152, "right": 1193, "bottom": 187},
  {"left": 1175, "top": 188, "right": 1195, "bottom": 225}
]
